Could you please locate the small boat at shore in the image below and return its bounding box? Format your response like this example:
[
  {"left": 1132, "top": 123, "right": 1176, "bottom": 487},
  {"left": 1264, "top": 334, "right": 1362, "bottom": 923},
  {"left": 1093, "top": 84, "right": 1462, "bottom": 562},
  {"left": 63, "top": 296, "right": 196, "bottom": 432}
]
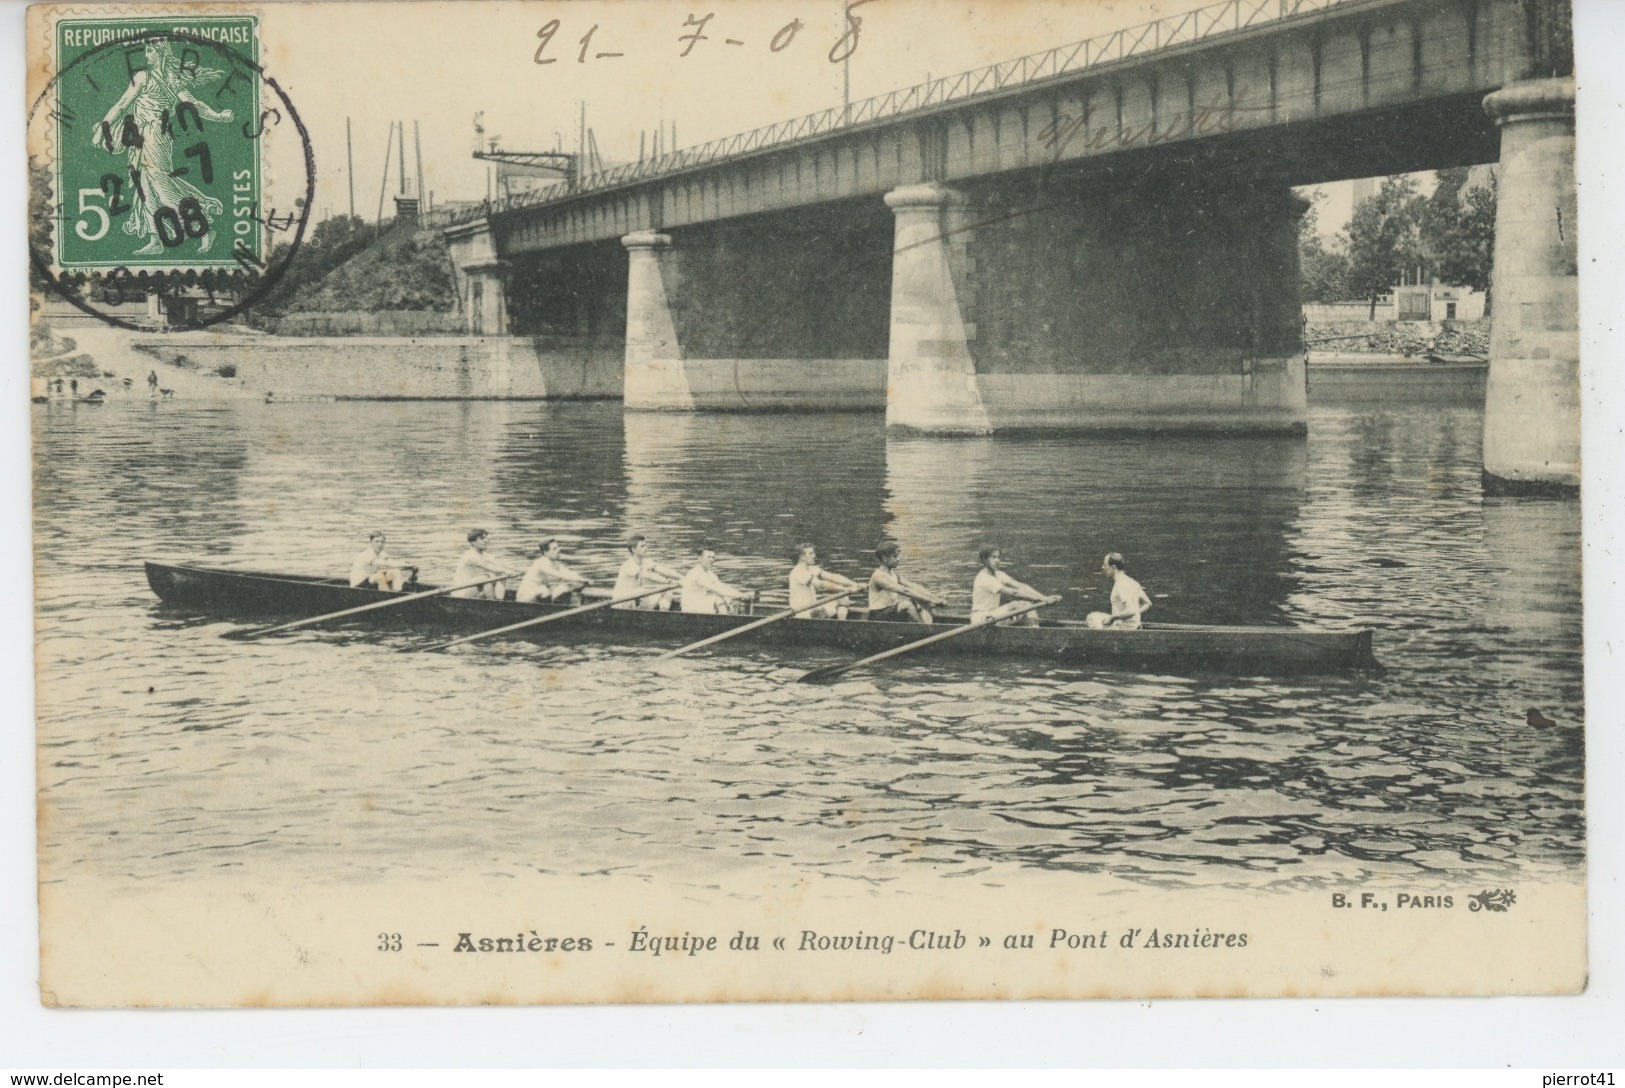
[{"left": 146, "top": 561, "right": 1378, "bottom": 675}]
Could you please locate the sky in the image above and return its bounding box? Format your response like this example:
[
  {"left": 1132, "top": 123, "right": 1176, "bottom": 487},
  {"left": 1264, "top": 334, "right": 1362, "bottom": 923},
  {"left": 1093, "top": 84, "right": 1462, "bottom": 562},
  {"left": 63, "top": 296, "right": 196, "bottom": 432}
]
[{"left": 243, "top": 0, "right": 1205, "bottom": 222}]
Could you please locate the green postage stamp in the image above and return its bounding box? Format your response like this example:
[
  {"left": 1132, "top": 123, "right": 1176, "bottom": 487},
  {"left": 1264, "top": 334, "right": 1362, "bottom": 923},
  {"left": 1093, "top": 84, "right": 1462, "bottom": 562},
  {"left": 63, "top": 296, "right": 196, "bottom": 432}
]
[{"left": 52, "top": 16, "right": 262, "bottom": 271}]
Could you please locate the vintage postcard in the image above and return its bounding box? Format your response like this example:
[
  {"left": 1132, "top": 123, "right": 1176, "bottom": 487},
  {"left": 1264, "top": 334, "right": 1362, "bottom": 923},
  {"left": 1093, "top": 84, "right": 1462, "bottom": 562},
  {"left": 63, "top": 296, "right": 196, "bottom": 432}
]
[{"left": 26, "top": 0, "right": 1586, "bottom": 1007}]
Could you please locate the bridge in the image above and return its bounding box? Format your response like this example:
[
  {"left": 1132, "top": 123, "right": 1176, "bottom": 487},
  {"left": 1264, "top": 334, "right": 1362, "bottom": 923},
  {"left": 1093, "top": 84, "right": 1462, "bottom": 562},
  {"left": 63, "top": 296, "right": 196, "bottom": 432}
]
[{"left": 444, "top": 0, "right": 1576, "bottom": 492}]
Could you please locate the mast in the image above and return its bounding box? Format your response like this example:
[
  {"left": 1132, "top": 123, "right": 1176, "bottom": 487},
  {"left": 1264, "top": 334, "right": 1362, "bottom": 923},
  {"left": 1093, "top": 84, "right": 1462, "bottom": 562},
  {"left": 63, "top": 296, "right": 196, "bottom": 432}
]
[
  {"left": 346, "top": 117, "right": 356, "bottom": 219},
  {"left": 414, "top": 120, "right": 426, "bottom": 211},
  {"left": 375, "top": 120, "right": 395, "bottom": 223}
]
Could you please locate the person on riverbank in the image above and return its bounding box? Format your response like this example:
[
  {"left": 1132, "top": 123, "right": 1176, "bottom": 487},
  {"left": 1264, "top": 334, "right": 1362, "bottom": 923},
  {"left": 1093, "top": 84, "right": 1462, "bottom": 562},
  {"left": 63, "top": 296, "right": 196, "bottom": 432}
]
[
  {"left": 451, "top": 529, "right": 517, "bottom": 600},
  {"left": 1087, "top": 552, "right": 1152, "bottom": 629},
  {"left": 517, "top": 538, "right": 590, "bottom": 604},
  {"left": 789, "top": 544, "right": 860, "bottom": 620},
  {"left": 147, "top": 370, "right": 159, "bottom": 397},
  {"left": 612, "top": 534, "right": 681, "bottom": 610},
  {"left": 971, "top": 546, "right": 1055, "bottom": 626},
  {"left": 867, "top": 541, "right": 945, "bottom": 624},
  {"left": 681, "top": 545, "right": 755, "bottom": 615},
  {"left": 348, "top": 531, "right": 411, "bottom": 592}
]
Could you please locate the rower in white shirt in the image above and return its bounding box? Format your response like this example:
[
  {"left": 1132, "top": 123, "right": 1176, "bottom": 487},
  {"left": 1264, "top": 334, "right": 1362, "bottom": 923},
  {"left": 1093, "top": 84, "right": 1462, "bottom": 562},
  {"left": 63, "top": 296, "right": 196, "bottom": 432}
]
[
  {"left": 516, "top": 538, "right": 590, "bottom": 604},
  {"left": 788, "top": 543, "right": 861, "bottom": 620},
  {"left": 450, "top": 528, "right": 519, "bottom": 600},
  {"left": 970, "top": 545, "right": 1056, "bottom": 626},
  {"left": 866, "top": 541, "right": 947, "bottom": 624},
  {"left": 612, "top": 534, "right": 682, "bottom": 610},
  {"left": 348, "top": 530, "right": 412, "bottom": 591},
  {"left": 1087, "top": 552, "right": 1152, "bottom": 629},
  {"left": 681, "top": 545, "right": 755, "bottom": 615}
]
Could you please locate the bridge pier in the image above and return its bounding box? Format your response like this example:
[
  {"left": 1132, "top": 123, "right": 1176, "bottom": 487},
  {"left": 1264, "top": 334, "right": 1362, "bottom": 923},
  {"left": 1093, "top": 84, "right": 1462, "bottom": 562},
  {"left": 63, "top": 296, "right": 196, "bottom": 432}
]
[
  {"left": 883, "top": 179, "right": 1309, "bottom": 434},
  {"left": 445, "top": 219, "right": 509, "bottom": 336},
  {"left": 885, "top": 185, "right": 991, "bottom": 433},
  {"left": 1481, "top": 77, "right": 1579, "bottom": 494},
  {"left": 622, "top": 230, "right": 693, "bottom": 409}
]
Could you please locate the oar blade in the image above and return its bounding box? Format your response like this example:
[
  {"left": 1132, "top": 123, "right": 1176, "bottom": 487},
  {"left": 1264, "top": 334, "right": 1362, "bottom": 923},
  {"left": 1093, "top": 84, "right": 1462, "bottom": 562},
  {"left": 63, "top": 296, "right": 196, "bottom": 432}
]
[{"left": 796, "top": 662, "right": 854, "bottom": 685}]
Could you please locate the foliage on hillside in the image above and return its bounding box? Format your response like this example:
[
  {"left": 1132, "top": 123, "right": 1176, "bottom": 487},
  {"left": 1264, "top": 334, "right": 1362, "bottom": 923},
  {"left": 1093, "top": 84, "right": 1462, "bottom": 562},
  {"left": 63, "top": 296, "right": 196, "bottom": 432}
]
[{"left": 248, "top": 216, "right": 458, "bottom": 328}]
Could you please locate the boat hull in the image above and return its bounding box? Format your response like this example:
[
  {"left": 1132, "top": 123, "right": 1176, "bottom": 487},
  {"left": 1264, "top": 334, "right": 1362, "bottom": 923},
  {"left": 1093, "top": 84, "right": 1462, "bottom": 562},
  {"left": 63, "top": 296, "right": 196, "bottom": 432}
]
[{"left": 145, "top": 562, "right": 1377, "bottom": 675}]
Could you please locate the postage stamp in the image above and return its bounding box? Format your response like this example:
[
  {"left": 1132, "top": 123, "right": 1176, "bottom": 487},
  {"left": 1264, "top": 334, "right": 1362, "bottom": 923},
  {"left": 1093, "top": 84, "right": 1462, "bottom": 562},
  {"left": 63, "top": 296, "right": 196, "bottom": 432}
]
[
  {"left": 28, "top": 12, "right": 313, "bottom": 333},
  {"left": 53, "top": 18, "right": 262, "bottom": 270}
]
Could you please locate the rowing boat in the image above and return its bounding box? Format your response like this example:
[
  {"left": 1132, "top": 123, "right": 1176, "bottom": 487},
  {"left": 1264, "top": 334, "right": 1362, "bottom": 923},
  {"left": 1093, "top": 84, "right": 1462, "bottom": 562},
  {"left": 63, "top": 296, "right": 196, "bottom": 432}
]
[{"left": 145, "top": 561, "right": 1378, "bottom": 674}]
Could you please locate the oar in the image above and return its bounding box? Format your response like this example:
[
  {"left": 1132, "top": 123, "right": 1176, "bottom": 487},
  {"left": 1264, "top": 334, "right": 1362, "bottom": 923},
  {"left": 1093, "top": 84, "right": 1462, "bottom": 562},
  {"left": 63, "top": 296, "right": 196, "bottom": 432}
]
[
  {"left": 649, "top": 586, "right": 864, "bottom": 663},
  {"left": 240, "top": 574, "right": 511, "bottom": 639},
  {"left": 795, "top": 597, "right": 1056, "bottom": 684},
  {"left": 415, "top": 582, "right": 677, "bottom": 653}
]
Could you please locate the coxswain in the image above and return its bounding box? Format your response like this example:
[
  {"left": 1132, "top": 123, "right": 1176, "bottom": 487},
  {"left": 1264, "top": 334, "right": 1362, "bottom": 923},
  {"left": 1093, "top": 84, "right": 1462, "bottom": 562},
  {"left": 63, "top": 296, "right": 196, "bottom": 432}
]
[
  {"left": 970, "top": 546, "right": 1056, "bottom": 626},
  {"left": 789, "top": 544, "right": 860, "bottom": 619},
  {"left": 867, "top": 541, "right": 945, "bottom": 623},
  {"left": 517, "top": 538, "right": 590, "bottom": 604},
  {"left": 612, "top": 534, "right": 682, "bottom": 610},
  {"left": 348, "top": 531, "right": 411, "bottom": 591},
  {"left": 681, "top": 544, "right": 755, "bottom": 615},
  {"left": 1087, "top": 552, "right": 1152, "bottom": 629},
  {"left": 451, "top": 528, "right": 517, "bottom": 600}
]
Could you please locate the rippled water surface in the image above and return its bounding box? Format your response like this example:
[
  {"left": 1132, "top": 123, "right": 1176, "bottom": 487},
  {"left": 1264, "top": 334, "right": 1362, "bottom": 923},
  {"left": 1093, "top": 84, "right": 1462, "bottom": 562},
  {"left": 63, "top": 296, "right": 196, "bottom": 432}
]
[{"left": 33, "top": 399, "right": 1584, "bottom": 889}]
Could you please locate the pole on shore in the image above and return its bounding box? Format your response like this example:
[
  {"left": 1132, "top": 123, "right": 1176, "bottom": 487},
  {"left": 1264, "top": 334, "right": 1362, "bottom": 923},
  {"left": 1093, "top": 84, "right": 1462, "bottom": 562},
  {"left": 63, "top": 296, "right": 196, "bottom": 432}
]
[
  {"left": 346, "top": 117, "right": 356, "bottom": 219},
  {"left": 414, "top": 120, "right": 426, "bottom": 210},
  {"left": 375, "top": 121, "right": 395, "bottom": 224},
  {"left": 397, "top": 119, "right": 408, "bottom": 196}
]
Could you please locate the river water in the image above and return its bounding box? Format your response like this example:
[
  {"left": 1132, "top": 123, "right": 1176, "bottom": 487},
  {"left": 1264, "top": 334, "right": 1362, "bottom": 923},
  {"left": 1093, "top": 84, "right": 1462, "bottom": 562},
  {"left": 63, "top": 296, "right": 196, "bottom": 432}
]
[{"left": 33, "top": 398, "right": 1584, "bottom": 891}]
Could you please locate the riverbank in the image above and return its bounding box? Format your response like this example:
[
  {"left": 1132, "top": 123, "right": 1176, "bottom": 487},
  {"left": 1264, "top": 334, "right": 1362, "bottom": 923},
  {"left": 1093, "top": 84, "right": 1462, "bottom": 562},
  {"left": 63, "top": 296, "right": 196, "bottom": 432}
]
[
  {"left": 30, "top": 321, "right": 1488, "bottom": 408},
  {"left": 32, "top": 327, "right": 621, "bottom": 401}
]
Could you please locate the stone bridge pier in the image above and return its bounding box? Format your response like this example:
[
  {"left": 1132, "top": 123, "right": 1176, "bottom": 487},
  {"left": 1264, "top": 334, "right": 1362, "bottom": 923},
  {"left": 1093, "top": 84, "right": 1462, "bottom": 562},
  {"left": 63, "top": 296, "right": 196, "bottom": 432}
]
[
  {"left": 1481, "top": 77, "right": 1579, "bottom": 494},
  {"left": 884, "top": 177, "right": 1309, "bottom": 434}
]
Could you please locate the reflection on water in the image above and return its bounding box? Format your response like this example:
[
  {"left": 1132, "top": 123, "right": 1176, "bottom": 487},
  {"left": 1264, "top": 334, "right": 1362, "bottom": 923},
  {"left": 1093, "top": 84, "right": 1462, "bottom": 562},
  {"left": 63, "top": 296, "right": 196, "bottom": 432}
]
[
  {"left": 883, "top": 432, "right": 1307, "bottom": 622},
  {"left": 33, "top": 400, "right": 1583, "bottom": 891}
]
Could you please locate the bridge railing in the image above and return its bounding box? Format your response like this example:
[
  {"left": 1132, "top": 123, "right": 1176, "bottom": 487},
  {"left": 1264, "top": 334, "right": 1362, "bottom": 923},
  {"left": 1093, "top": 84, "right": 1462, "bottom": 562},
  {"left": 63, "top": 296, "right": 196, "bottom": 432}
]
[{"left": 447, "top": 0, "right": 1350, "bottom": 227}]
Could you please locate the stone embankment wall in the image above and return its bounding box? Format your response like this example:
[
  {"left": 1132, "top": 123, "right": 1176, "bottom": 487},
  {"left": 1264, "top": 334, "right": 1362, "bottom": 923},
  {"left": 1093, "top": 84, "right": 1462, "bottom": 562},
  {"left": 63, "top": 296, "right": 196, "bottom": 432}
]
[
  {"left": 271, "top": 311, "right": 466, "bottom": 337},
  {"left": 131, "top": 334, "right": 622, "bottom": 400}
]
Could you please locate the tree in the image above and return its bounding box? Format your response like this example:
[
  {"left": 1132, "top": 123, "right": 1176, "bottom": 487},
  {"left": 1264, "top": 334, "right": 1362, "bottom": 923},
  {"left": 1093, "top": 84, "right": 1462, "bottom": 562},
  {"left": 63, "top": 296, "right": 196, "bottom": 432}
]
[
  {"left": 1346, "top": 175, "right": 1426, "bottom": 317},
  {"left": 1421, "top": 166, "right": 1497, "bottom": 305},
  {"left": 1297, "top": 188, "right": 1352, "bottom": 303}
]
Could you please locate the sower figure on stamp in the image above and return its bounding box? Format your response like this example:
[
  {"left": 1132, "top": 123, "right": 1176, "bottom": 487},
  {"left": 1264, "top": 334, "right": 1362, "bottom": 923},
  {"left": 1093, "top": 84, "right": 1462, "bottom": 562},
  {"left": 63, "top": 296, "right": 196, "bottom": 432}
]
[{"left": 96, "top": 41, "right": 234, "bottom": 255}]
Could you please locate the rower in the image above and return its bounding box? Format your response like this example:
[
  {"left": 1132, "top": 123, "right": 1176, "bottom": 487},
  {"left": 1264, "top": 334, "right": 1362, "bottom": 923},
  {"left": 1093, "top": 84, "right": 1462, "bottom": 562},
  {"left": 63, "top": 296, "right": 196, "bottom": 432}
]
[
  {"left": 612, "top": 534, "right": 682, "bottom": 610},
  {"left": 1087, "top": 552, "right": 1151, "bottom": 629},
  {"left": 681, "top": 544, "right": 755, "bottom": 615},
  {"left": 789, "top": 544, "right": 860, "bottom": 620},
  {"left": 971, "top": 546, "right": 1056, "bottom": 627},
  {"left": 516, "top": 538, "right": 590, "bottom": 604},
  {"left": 348, "top": 530, "right": 412, "bottom": 591},
  {"left": 867, "top": 541, "right": 945, "bottom": 624},
  {"left": 451, "top": 528, "right": 517, "bottom": 600}
]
